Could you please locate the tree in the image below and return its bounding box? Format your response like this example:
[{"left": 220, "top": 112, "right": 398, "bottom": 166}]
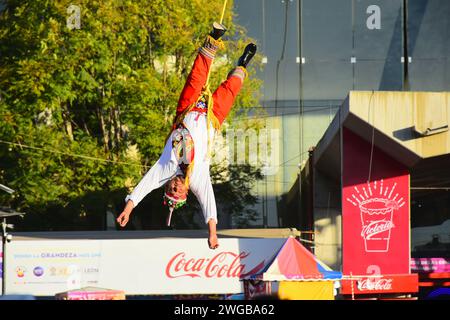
[{"left": 0, "top": 0, "right": 263, "bottom": 231}]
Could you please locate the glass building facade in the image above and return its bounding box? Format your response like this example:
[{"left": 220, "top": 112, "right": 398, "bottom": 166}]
[{"left": 233, "top": 0, "right": 450, "bottom": 229}]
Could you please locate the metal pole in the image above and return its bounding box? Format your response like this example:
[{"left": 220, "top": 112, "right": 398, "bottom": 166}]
[
  {"left": 403, "top": 0, "right": 410, "bottom": 90},
  {"left": 0, "top": 211, "right": 24, "bottom": 296},
  {"left": 1, "top": 218, "right": 6, "bottom": 295}
]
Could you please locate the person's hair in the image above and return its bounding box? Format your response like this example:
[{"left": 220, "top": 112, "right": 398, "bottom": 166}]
[{"left": 165, "top": 176, "right": 188, "bottom": 195}]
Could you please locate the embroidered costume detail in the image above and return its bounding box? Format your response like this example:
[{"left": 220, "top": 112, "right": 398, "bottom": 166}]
[
  {"left": 170, "top": 124, "right": 195, "bottom": 188},
  {"left": 171, "top": 124, "right": 195, "bottom": 168},
  {"left": 196, "top": 97, "right": 207, "bottom": 110},
  {"left": 228, "top": 66, "right": 247, "bottom": 82},
  {"left": 199, "top": 35, "right": 224, "bottom": 60}
]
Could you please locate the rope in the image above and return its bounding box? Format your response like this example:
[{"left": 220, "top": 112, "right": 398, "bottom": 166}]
[
  {"left": 219, "top": 0, "right": 228, "bottom": 24},
  {"left": 367, "top": 90, "right": 375, "bottom": 183},
  {"left": 205, "top": 0, "right": 228, "bottom": 87},
  {"left": 0, "top": 139, "right": 148, "bottom": 168},
  {"left": 204, "top": 84, "right": 215, "bottom": 159},
  {"left": 201, "top": 0, "right": 228, "bottom": 159}
]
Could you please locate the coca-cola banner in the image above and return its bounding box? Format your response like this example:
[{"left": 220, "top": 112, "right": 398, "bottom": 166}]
[
  {"left": 341, "top": 274, "right": 418, "bottom": 295},
  {"left": 343, "top": 128, "right": 411, "bottom": 277},
  {"left": 5, "top": 238, "right": 285, "bottom": 296}
]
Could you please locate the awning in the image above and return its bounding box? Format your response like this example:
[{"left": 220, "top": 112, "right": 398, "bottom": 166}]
[{"left": 243, "top": 236, "right": 342, "bottom": 281}]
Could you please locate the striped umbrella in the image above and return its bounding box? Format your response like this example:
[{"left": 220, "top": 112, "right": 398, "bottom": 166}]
[{"left": 244, "top": 236, "right": 342, "bottom": 281}]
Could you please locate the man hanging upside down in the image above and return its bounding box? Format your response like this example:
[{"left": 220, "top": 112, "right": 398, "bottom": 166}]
[{"left": 116, "top": 22, "right": 257, "bottom": 249}]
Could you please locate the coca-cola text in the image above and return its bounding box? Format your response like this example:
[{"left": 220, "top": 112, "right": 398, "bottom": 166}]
[
  {"left": 357, "top": 278, "right": 393, "bottom": 291},
  {"left": 165, "top": 251, "right": 264, "bottom": 279}
]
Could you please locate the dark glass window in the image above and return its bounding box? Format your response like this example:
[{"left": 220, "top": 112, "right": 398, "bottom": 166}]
[
  {"left": 300, "top": 0, "right": 352, "bottom": 159},
  {"left": 354, "top": 0, "right": 404, "bottom": 90},
  {"left": 235, "top": 0, "right": 300, "bottom": 106},
  {"left": 301, "top": 0, "right": 353, "bottom": 101},
  {"left": 411, "top": 190, "right": 450, "bottom": 256},
  {"left": 407, "top": 0, "right": 450, "bottom": 91}
]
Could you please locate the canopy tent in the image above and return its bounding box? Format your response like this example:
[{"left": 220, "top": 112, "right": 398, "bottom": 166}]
[{"left": 242, "top": 236, "right": 342, "bottom": 300}]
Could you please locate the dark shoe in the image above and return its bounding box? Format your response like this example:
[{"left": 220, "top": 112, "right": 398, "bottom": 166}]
[
  {"left": 238, "top": 43, "right": 257, "bottom": 68},
  {"left": 210, "top": 22, "right": 227, "bottom": 40}
]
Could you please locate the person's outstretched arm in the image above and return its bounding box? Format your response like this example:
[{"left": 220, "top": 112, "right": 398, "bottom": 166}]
[{"left": 117, "top": 199, "right": 134, "bottom": 227}]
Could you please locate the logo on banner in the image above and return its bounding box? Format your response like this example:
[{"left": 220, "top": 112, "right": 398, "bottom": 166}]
[
  {"left": 341, "top": 273, "right": 419, "bottom": 295},
  {"left": 33, "top": 266, "right": 44, "bottom": 277},
  {"left": 357, "top": 277, "right": 393, "bottom": 291},
  {"left": 166, "top": 251, "right": 265, "bottom": 279},
  {"left": 16, "top": 266, "right": 26, "bottom": 278},
  {"left": 346, "top": 179, "right": 405, "bottom": 252}
]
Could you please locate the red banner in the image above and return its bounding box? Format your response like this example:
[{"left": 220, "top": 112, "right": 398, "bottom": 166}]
[
  {"left": 341, "top": 274, "right": 418, "bottom": 294},
  {"left": 343, "top": 128, "right": 411, "bottom": 281}
]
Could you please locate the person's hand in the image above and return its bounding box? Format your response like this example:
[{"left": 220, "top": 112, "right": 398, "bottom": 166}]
[
  {"left": 207, "top": 218, "right": 219, "bottom": 249},
  {"left": 116, "top": 211, "right": 130, "bottom": 227},
  {"left": 117, "top": 200, "right": 134, "bottom": 228},
  {"left": 208, "top": 233, "right": 219, "bottom": 250}
]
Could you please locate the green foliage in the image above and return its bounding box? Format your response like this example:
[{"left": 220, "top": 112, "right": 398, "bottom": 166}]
[{"left": 0, "top": 0, "right": 262, "bottom": 230}]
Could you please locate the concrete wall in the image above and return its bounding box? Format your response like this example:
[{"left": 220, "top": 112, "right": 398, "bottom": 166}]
[
  {"left": 313, "top": 169, "right": 342, "bottom": 271},
  {"left": 349, "top": 91, "right": 450, "bottom": 158}
]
